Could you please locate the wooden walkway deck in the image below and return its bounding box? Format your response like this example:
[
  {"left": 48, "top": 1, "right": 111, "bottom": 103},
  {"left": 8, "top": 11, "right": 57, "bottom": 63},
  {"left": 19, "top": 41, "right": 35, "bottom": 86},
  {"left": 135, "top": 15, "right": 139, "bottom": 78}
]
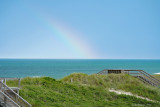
[{"left": 0, "top": 78, "right": 31, "bottom": 107}]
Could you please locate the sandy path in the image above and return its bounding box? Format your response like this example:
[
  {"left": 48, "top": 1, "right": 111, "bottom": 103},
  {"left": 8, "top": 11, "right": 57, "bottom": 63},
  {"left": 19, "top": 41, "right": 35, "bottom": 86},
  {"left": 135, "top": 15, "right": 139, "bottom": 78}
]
[{"left": 109, "top": 88, "right": 158, "bottom": 103}]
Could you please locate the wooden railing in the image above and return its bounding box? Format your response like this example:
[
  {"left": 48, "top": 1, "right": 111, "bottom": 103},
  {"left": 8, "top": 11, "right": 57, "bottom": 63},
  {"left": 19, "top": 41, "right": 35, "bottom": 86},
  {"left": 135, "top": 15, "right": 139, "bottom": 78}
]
[
  {"left": 0, "top": 80, "right": 32, "bottom": 107},
  {"left": 97, "top": 69, "right": 160, "bottom": 88},
  {"left": 127, "top": 70, "right": 160, "bottom": 88}
]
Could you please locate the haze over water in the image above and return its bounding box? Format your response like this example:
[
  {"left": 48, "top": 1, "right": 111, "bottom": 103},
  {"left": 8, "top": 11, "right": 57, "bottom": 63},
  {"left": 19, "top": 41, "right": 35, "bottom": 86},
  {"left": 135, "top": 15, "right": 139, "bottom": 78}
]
[{"left": 0, "top": 59, "right": 159, "bottom": 79}]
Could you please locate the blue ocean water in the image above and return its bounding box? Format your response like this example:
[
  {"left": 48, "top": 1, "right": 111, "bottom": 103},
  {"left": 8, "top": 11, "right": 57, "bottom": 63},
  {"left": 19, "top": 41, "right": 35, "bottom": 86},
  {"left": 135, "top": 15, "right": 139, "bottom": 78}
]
[{"left": 0, "top": 59, "right": 160, "bottom": 79}]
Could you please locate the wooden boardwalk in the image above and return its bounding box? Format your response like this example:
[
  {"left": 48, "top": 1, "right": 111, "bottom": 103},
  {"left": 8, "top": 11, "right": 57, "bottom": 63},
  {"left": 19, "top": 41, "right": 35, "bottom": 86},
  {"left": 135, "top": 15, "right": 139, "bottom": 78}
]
[{"left": 98, "top": 69, "right": 160, "bottom": 88}]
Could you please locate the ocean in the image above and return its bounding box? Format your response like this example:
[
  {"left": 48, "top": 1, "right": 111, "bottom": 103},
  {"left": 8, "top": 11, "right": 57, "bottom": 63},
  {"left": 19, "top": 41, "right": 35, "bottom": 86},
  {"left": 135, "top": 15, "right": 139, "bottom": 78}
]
[{"left": 0, "top": 59, "right": 160, "bottom": 79}]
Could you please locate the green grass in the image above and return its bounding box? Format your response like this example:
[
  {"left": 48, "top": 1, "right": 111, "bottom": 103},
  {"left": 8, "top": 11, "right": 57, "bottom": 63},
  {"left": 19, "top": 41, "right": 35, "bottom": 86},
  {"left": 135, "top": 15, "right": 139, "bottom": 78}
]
[
  {"left": 6, "top": 74, "right": 160, "bottom": 107},
  {"left": 153, "top": 74, "right": 160, "bottom": 80},
  {"left": 62, "top": 73, "right": 160, "bottom": 101}
]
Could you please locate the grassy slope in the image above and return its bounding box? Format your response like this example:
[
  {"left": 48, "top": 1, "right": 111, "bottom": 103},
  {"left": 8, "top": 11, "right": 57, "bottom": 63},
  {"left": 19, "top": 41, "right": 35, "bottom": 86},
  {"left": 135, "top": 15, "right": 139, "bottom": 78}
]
[
  {"left": 7, "top": 74, "right": 160, "bottom": 107},
  {"left": 62, "top": 73, "right": 160, "bottom": 102}
]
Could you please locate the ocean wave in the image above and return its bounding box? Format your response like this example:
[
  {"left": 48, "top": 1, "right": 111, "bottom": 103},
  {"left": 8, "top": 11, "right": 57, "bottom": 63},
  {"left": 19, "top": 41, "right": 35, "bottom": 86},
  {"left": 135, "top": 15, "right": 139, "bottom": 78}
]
[
  {"left": 154, "top": 73, "right": 160, "bottom": 74},
  {"left": 31, "top": 76, "right": 41, "bottom": 78}
]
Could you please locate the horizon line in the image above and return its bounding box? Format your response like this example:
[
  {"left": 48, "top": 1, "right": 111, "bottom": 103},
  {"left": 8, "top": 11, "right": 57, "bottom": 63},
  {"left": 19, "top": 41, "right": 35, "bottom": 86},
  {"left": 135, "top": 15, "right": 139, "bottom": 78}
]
[{"left": 0, "top": 58, "right": 160, "bottom": 60}]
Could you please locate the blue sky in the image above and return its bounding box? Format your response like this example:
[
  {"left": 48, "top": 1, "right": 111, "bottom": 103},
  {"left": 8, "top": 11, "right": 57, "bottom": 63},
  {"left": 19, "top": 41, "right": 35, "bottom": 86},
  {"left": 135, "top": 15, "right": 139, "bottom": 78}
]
[{"left": 0, "top": 0, "right": 160, "bottom": 59}]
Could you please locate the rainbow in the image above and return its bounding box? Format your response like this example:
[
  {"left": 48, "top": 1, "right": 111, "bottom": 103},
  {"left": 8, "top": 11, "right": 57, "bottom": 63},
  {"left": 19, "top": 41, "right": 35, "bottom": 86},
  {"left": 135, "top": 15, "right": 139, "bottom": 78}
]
[
  {"left": 40, "top": 17, "right": 97, "bottom": 58},
  {"left": 22, "top": 4, "right": 98, "bottom": 59}
]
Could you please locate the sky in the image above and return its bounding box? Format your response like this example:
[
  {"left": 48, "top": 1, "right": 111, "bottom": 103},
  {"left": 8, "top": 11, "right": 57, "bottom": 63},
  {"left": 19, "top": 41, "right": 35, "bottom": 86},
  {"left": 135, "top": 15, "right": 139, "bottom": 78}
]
[{"left": 0, "top": 0, "right": 160, "bottom": 59}]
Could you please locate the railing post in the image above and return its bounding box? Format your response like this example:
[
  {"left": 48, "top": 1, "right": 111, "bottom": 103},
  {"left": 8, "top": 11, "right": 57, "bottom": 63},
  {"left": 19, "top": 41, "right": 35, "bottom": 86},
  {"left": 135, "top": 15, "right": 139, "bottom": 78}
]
[
  {"left": 4, "top": 95, "right": 6, "bottom": 107},
  {"left": 18, "top": 78, "right": 21, "bottom": 88},
  {"left": 17, "top": 78, "right": 20, "bottom": 103},
  {"left": 1, "top": 80, "right": 4, "bottom": 92},
  {"left": 0, "top": 80, "right": 2, "bottom": 90},
  {"left": 4, "top": 79, "right": 6, "bottom": 92},
  {"left": 70, "top": 78, "right": 73, "bottom": 83},
  {"left": 16, "top": 94, "right": 18, "bottom": 104},
  {"left": 4, "top": 79, "right": 6, "bottom": 85}
]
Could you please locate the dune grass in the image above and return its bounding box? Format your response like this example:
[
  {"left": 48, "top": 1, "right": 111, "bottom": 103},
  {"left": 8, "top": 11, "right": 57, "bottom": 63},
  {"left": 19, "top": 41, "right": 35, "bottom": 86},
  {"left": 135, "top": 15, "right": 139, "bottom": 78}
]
[
  {"left": 153, "top": 74, "right": 160, "bottom": 80},
  {"left": 61, "top": 73, "right": 160, "bottom": 101},
  {"left": 6, "top": 74, "right": 160, "bottom": 107}
]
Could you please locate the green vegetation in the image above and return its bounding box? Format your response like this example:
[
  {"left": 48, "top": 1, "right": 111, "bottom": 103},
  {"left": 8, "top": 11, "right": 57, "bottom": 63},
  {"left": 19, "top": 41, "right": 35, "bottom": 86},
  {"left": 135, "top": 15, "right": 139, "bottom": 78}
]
[
  {"left": 6, "top": 73, "right": 160, "bottom": 107},
  {"left": 153, "top": 74, "right": 160, "bottom": 80},
  {"left": 62, "top": 73, "right": 160, "bottom": 102}
]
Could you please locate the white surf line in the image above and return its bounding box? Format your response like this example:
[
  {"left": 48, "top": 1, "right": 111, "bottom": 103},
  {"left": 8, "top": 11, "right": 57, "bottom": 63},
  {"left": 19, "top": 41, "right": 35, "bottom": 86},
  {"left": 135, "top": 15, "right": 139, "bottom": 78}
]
[
  {"left": 154, "top": 73, "right": 160, "bottom": 74},
  {"left": 109, "top": 88, "right": 158, "bottom": 103}
]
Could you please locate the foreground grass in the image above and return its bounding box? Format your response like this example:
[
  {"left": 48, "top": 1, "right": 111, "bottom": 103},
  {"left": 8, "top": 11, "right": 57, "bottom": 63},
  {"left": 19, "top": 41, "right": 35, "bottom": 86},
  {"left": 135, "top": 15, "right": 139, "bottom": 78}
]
[{"left": 6, "top": 74, "right": 160, "bottom": 107}]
